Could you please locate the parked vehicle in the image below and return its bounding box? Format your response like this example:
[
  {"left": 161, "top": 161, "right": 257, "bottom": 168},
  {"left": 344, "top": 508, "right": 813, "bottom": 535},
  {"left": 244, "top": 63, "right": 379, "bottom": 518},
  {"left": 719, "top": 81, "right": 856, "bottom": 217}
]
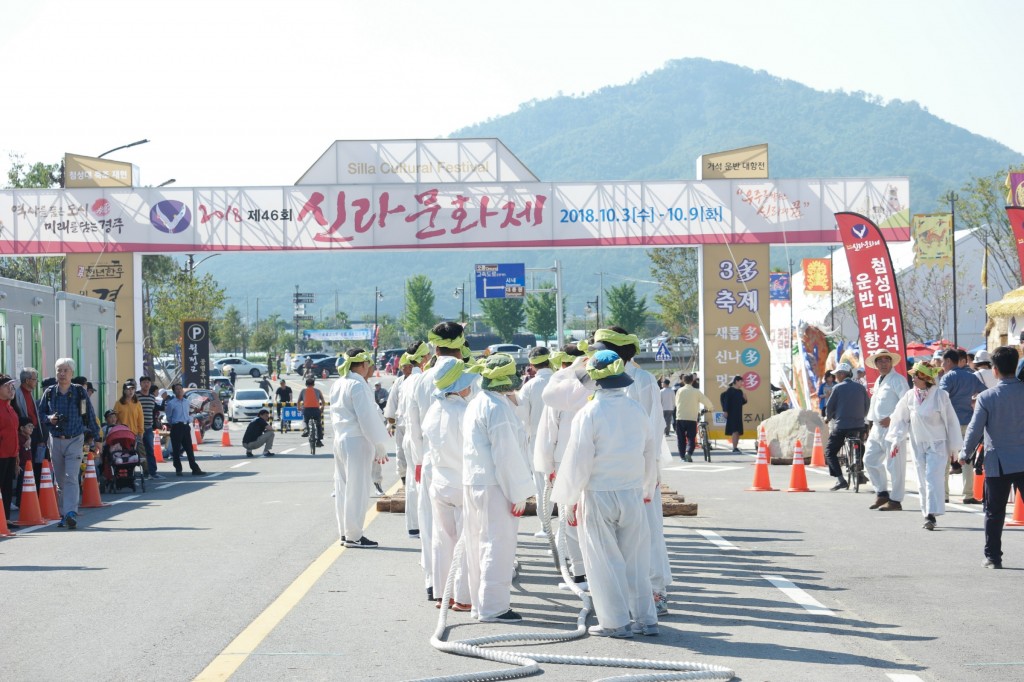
[
  {"left": 377, "top": 348, "right": 404, "bottom": 371},
  {"left": 229, "top": 388, "right": 271, "bottom": 422},
  {"left": 215, "top": 357, "right": 269, "bottom": 378},
  {"left": 184, "top": 388, "right": 225, "bottom": 436},
  {"left": 310, "top": 356, "right": 340, "bottom": 378},
  {"left": 486, "top": 343, "right": 525, "bottom": 355},
  {"left": 290, "top": 353, "right": 330, "bottom": 373}
]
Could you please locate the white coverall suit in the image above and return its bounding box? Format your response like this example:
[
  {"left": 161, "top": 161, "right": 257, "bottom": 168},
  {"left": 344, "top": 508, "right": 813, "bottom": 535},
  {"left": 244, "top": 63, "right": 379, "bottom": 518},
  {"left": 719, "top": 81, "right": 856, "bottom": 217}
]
[
  {"left": 403, "top": 366, "right": 439, "bottom": 590},
  {"left": 329, "top": 372, "right": 390, "bottom": 543},
  {"left": 864, "top": 370, "right": 909, "bottom": 501},
  {"left": 516, "top": 366, "right": 554, "bottom": 525},
  {"left": 383, "top": 369, "right": 415, "bottom": 481},
  {"left": 395, "top": 368, "right": 422, "bottom": 532},
  {"left": 552, "top": 388, "right": 659, "bottom": 631},
  {"left": 423, "top": 393, "right": 471, "bottom": 605},
  {"left": 462, "top": 389, "right": 534, "bottom": 620},
  {"left": 885, "top": 386, "right": 964, "bottom": 519}
]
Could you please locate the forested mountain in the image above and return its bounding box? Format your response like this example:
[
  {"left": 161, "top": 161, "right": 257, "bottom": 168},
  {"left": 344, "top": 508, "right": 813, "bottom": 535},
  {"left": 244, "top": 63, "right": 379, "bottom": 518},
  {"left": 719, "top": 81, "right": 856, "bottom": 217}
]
[{"left": 214, "top": 59, "right": 1023, "bottom": 321}]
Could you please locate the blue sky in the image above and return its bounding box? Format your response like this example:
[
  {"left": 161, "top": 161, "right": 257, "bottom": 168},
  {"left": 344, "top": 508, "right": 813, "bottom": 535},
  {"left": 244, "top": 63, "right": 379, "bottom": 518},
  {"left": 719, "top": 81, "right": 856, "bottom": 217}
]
[{"left": 1, "top": 0, "right": 1016, "bottom": 188}]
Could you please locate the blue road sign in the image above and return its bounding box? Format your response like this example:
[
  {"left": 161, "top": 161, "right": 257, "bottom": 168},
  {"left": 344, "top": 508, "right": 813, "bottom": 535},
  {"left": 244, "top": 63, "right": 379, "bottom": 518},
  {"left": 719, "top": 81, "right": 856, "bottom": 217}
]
[
  {"left": 475, "top": 263, "right": 526, "bottom": 299},
  {"left": 655, "top": 342, "right": 673, "bottom": 362},
  {"left": 281, "top": 406, "right": 302, "bottom": 422}
]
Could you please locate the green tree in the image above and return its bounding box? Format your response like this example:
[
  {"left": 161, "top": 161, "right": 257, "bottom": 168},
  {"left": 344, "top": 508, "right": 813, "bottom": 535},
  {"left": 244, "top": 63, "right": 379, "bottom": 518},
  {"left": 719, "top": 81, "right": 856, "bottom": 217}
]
[
  {"left": 524, "top": 280, "right": 560, "bottom": 342},
  {"left": 2, "top": 153, "right": 64, "bottom": 287},
  {"left": 149, "top": 271, "right": 227, "bottom": 353},
  {"left": 648, "top": 248, "right": 699, "bottom": 336},
  {"left": 215, "top": 305, "right": 245, "bottom": 353},
  {"left": 480, "top": 298, "right": 525, "bottom": 342},
  {"left": 605, "top": 282, "right": 649, "bottom": 334},
  {"left": 251, "top": 314, "right": 283, "bottom": 354},
  {"left": 951, "top": 164, "right": 1024, "bottom": 290},
  {"left": 402, "top": 275, "right": 437, "bottom": 341}
]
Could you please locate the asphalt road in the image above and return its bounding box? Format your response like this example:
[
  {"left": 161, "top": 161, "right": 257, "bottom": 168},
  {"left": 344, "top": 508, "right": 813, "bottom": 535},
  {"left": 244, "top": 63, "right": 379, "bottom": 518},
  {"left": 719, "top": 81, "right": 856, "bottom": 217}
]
[{"left": 2, "top": 374, "right": 1022, "bottom": 681}]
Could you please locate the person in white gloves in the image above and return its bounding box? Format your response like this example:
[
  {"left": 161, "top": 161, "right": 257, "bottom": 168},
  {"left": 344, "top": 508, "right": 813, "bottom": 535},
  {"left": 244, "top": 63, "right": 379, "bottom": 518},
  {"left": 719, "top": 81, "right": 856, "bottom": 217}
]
[
  {"left": 424, "top": 356, "right": 480, "bottom": 611},
  {"left": 885, "top": 362, "right": 964, "bottom": 531},
  {"left": 462, "top": 353, "right": 534, "bottom": 622},
  {"left": 552, "top": 349, "right": 660, "bottom": 638},
  {"left": 329, "top": 348, "right": 390, "bottom": 548}
]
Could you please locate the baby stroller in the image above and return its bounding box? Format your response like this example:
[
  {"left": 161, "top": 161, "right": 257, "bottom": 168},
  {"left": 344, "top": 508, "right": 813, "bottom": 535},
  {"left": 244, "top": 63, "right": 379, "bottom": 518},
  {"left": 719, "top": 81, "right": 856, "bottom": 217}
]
[{"left": 101, "top": 425, "right": 146, "bottom": 493}]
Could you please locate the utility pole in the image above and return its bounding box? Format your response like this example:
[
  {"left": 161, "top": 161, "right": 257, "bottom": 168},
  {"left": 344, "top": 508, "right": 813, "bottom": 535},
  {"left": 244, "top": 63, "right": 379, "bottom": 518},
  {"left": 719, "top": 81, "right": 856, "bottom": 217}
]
[{"left": 947, "top": 191, "right": 959, "bottom": 347}]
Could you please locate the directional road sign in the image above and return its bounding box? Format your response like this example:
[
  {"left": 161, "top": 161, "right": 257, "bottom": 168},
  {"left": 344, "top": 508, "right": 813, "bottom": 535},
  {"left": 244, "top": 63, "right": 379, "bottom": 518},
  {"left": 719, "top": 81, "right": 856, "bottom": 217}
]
[{"left": 475, "top": 263, "right": 525, "bottom": 299}]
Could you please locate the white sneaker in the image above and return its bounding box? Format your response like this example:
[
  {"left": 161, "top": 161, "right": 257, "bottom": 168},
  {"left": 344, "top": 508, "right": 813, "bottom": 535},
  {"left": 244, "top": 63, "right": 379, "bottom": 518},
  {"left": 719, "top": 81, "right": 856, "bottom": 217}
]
[
  {"left": 533, "top": 530, "right": 548, "bottom": 538},
  {"left": 588, "top": 624, "right": 632, "bottom": 638},
  {"left": 631, "top": 622, "right": 660, "bottom": 636}
]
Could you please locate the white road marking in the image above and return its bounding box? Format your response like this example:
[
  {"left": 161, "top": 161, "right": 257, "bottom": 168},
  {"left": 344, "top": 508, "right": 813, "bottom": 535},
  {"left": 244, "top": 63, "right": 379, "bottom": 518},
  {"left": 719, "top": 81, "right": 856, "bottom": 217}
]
[
  {"left": 109, "top": 495, "right": 140, "bottom": 505},
  {"left": 13, "top": 519, "right": 61, "bottom": 534},
  {"left": 763, "top": 574, "right": 835, "bottom": 616},
  {"left": 663, "top": 464, "right": 742, "bottom": 473},
  {"left": 886, "top": 674, "right": 926, "bottom": 682},
  {"left": 231, "top": 461, "right": 251, "bottom": 469},
  {"left": 695, "top": 529, "right": 741, "bottom": 550},
  {"left": 156, "top": 482, "right": 180, "bottom": 490}
]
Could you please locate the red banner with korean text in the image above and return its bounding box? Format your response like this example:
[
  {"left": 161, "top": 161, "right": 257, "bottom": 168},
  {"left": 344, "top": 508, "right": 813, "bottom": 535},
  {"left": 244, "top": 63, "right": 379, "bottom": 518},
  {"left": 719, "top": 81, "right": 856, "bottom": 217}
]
[
  {"left": 834, "top": 212, "right": 908, "bottom": 391},
  {"left": 1005, "top": 207, "right": 1024, "bottom": 282}
]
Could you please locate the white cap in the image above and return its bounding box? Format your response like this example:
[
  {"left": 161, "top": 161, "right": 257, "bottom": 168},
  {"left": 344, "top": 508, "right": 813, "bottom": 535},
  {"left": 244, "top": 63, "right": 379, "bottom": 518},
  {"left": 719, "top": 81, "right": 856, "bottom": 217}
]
[
  {"left": 835, "top": 362, "right": 853, "bottom": 375},
  {"left": 974, "top": 350, "right": 991, "bottom": 363}
]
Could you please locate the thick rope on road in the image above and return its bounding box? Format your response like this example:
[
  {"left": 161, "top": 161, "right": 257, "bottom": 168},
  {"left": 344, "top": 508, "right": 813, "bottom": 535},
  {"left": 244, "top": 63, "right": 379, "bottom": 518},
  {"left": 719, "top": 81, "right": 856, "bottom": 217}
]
[{"left": 407, "top": 482, "right": 736, "bottom": 682}]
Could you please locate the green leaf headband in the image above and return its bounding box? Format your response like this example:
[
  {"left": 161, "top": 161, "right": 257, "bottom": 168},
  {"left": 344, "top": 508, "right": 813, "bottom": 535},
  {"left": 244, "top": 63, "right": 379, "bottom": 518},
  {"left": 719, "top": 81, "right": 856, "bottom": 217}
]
[
  {"left": 594, "top": 328, "right": 641, "bottom": 353},
  {"left": 427, "top": 331, "right": 465, "bottom": 349},
  {"left": 338, "top": 350, "right": 372, "bottom": 376},
  {"left": 433, "top": 359, "right": 483, "bottom": 391},
  {"left": 586, "top": 354, "right": 626, "bottom": 381},
  {"left": 480, "top": 354, "right": 517, "bottom": 388}
]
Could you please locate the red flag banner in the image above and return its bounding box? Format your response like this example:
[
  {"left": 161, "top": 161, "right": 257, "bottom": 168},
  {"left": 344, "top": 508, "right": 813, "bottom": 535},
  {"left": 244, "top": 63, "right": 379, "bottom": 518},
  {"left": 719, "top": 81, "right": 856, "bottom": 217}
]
[
  {"left": 1006, "top": 207, "right": 1024, "bottom": 283},
  {"left": 834, "top": 212, "right": 908, "bottom": 390}
]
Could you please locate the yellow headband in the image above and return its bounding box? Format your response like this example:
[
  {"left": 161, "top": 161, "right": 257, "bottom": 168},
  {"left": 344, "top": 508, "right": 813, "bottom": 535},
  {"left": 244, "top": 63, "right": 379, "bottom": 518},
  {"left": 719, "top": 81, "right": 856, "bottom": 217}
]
[
  {"left": 480, "top": 354, "right": 517, "bottom": 388},
  {"left": 338, "top": 351, "right": 372, "bottom": 376},
  {"left": 434, "top": 359, "right": 483, "bottom": 391},
  {"left": 427, "top": 331, "right": 465, "bottom": 349},
  {"left": 409, "top": 342, "right": 430, "bottom": 362},
  {"left": 594, "top": 329, "right": 641, "bottom": 354},
  {"left": 461, "top": 345, "right": 472, "bottom": 360},
  {"left": 586, "top": 356, "right": 626, "bottom": 381},
  {"left": 577, "top": 339, "right": 594, "bottom": 356},
  {"left": 547, "top": 351, "right": 567, "bottom": 367},
  {"left": 528, "top": 349, "right": 552, "bottom": 366},
  {"left": 399, "top": 353, "right": 412, "bottom": 367}
]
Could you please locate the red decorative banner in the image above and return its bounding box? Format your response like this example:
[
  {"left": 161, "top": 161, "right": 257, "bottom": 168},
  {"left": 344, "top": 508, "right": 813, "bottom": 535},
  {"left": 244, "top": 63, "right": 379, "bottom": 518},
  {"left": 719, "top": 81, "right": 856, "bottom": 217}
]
[
  {"left": 802, "top": 258, "right": 832, "bottom": 292},
  {"left": 834, "top": 212, "right": 908, "bottom": 391},
  {"left": 1006, "top": 207, "right": 1024, "bottom": 284}
]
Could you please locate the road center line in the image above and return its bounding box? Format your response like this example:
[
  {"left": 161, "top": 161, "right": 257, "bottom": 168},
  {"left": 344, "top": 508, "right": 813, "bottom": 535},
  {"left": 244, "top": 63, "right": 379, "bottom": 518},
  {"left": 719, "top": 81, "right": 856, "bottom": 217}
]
[
  {"left": 193, "top": 479, "right": 402, "bottom": 682},
  {"left": 230, "top": 461, "right": 251, "bottom": 469},
  {"left": 763, "top": 574, "right": 835, "bottom": 616},
  {"left": 695, "top": 529, "right": 741, "bottom": 550},
  {"left": 886, "top": 674, "right": 926, "bottom": 681}
]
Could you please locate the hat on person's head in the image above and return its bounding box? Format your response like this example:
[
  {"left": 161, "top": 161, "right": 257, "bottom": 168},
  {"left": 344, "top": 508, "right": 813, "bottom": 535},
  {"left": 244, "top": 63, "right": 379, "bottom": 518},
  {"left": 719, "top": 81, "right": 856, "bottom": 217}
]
[
  {"left": 586, "top": 350, "right": 634, "bottom": 389},
  {"left": 122, "top": 379, "right": 136, "bottom": 389},
  {"left": 528, "top": 346, "right": 551, "bottom": 365},
  {"left": 974, "top": 350, "right": 992, "bottom": 364},
  {"left": 0, "top": 374, "right": 14, "bottom": 388},
  {"left": 432, "top": 356, "right": 480, "bottom": 398},
  {"left": 479, "top": 353, "right": 521, "bottom": 393},
  {"left": 104, "top": 409, "right": 117, "bottom": 418},
  {"left": 910, "top": 361, "right": 939, "bottom": 384},
  {"left": 932, "top": 349, "right": 944, "bottom": 361},
  {"left": 834, "top": 362, "right": 854, "bottom": 376},
  {"left": 86, "top": 382, "right": 95, "bottom": 392},
  {"left": 865, "top": 348, "right": 901, "bottom": 369}
]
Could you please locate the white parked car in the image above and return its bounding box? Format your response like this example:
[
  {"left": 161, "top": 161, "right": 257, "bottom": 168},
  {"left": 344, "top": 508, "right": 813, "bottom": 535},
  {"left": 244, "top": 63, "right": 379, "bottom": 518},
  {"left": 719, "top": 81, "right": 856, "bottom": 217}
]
[
  {"left": 229, "top": 388, "right": 270, "bottom": 422},
  {"left": 486, "top": 344, "right": 525, "bottom": 355},
  {"left": 215, "top": 357, "right": 269, "bottom": 378}
]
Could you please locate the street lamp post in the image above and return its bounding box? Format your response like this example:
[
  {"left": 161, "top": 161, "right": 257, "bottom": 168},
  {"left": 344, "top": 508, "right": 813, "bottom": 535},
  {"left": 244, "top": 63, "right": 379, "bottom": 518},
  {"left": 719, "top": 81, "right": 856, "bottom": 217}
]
[
  {"left": 453, "top": 284, "right": 466, "bottom": 323},
  {"left": 585, "top": 296, "right": 600, "bottom": 336},
  {"left": 373, "top": 287, "right": 384, "bottom": 365},
  {"left": 184, "top": 253, "right": 220, "bottom": 277},
  {"left": 97, "top": 138, "right": 149, "bottom": 159},
  {"left": 946, "top": 190, "right": 959, "bottom": 347}
]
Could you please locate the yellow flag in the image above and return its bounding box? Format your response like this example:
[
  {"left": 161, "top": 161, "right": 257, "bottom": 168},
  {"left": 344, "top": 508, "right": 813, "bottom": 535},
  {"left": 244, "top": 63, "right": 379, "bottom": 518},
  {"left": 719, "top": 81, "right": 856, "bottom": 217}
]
[
  {"left": 981, "top": 245, "right": 988, "bottom": 290},
  {"left": 911, "top": 213, "right": 952, "bottom": 268}
]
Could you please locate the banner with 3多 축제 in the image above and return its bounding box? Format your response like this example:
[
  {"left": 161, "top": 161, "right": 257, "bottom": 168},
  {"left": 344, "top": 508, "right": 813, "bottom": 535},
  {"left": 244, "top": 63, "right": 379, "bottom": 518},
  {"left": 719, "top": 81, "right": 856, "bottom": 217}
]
[
  {"left": 0, "top": 178, "right": 910, "bottom": 254},
  {"left": 834, "top": 212, "right": 908, "bottom": 392}
]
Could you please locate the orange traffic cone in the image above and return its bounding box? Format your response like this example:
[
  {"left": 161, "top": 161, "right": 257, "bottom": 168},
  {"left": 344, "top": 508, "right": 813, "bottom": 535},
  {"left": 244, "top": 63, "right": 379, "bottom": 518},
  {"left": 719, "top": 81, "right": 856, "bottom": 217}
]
[
  {"left": 972, "top": 447, "right": 985, "bottom": 501},
  {"left": 154, "top": 437, "right": 165, "bottom": 463},
  {"left": 80, "top": 453, "right": 108, "bottom": 509},
  {"left": 747, "top": 437, "right": 777, "bottom": 491},
  {"left": 1006, "top": 489, "right": 1024, "bottom": 527},
  {"left": 787, "top": 439, "right": 813, "bottom": 492},
  {"left": 194, "top": 423, "right": 203, "bottom": 446},
  {"left": 17, "top": 461, "right": 45, "bottom": 526},
  {"left": 810, "top": 427, "right": 826, "bottom": 468},
  {"left": 221, "top": 429, "right": 232, "bottom": 447},
  {"left": 0, "top": 490, "right": 15, "bottom": 536},
  {"left": 38, "top": 461, "right": 61, "bottom": 520}
]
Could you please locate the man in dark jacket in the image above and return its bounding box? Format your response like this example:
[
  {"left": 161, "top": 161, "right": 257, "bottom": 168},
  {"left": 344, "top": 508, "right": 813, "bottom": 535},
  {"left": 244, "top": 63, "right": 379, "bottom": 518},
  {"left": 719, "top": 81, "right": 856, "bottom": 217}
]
[
  {"left": 824, "top": 362, "right": 869, "bottom": 490},
  {"left": 242, "top": 409, "right": 275, "bottom": 457}
]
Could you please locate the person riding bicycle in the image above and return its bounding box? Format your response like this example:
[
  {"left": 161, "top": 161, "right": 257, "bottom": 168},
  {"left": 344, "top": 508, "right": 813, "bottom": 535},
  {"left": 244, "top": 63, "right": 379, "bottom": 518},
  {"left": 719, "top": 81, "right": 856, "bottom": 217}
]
[
  {"left": 823, "top": 361, "right": 869, "bottom": 491},
  {"left": 299, "top": 375, "right": 325, "bottom": 447}
]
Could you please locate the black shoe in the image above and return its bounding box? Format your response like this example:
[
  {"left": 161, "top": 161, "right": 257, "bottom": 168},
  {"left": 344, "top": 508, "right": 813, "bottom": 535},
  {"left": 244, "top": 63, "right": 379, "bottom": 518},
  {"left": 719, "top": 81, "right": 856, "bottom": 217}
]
[
  {"left": 264, "top": 452, "right": 275, "bottom": 457},
  {"left": 374, "top": 482, "right": 385, "bottom": 495},
  {"left": 732, "top": 448, "right": 741, "bottom": 453},
  {"left": 830, "top": 479, "right": 849, "bottom": 491},
  {"left": 983, "top": 558, "right": 1003, "bottom": 569},
  {"left": 300, "top": 430, "right": 308, "bottom": 438},
  {"left": 192, "top": 470, "right": 208, "bottom": 477},
  {"left": 409, "top": 529, "right": 420, "bottom": 538},
  {"left": 315, "top": 440, "right": 324, "bottom": 448},
  {"left": 175, "top": 471, "right": 183, "bottom": 477},
  {"left": 426, "top": 587, "right": 434, "bottom": 601},
  {"left": 246, "top": 452, "right": 254, "bottom": 457},
  {"left": 344, "top": 536, "right": 378, "bottom": 548},
  {"left": 65, "top": 512, "right": 77, "bottom": 530},
  {"left": 400, "top": 476, "right": 406, "bottom": 486},
  {"left": 924, "top": 514, "right": 936, "bottom": 531},
  {"left": 481, "top": 608, "right": 523, "bottom": 622}
]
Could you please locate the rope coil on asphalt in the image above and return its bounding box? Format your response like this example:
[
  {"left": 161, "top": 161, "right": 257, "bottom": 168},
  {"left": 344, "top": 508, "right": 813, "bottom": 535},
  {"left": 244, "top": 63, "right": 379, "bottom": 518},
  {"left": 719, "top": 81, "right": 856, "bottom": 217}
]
[{"left": 406, "top": 481, "right": 736, "bottom": 682}]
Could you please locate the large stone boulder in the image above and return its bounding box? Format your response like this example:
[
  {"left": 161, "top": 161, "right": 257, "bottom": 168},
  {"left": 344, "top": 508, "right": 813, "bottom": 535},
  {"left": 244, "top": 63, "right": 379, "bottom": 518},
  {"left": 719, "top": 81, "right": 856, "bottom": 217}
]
[{"left": 758, "top": 409, "right": 828, "bottom": 464}]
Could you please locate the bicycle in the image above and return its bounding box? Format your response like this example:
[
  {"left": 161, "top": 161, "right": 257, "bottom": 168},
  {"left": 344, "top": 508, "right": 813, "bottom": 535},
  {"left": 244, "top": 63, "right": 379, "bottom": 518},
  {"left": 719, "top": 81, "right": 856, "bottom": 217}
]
[
  {"left": 697, "top": 408, "right": 711, "bottom": 462},
  {"left": 307, "top": 418, "right": 319, "bottom": 456},
  {"left": 840, "top": 434, "right": 865, "bottom": 492}
]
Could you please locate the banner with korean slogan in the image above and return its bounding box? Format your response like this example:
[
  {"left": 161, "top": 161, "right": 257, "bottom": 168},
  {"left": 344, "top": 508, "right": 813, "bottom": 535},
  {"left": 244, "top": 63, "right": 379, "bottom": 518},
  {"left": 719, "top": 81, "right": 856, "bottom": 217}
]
[
  {"left": 65, "top": 253, "right": 136, "bottom": 386},
  {"left": 1005, "top": 206, "right": 1024, "bottom": 282},
  {"left": 802, "top": 258, "right": 832, "bottom": 293},
  {"left": 834, "top": 212, "right": 908, "bottom": 393},
  {"left": 699, "top": 244, "right": 771, "bottom": 439},
  {"left": 911, "top": 213, "right": 952, "bottom": 268}
]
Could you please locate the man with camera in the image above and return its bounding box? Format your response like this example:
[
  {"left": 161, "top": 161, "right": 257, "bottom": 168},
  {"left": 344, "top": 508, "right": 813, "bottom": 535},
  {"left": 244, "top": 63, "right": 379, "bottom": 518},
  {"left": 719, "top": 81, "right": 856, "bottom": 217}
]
[{"left": 38, "top": 358, "right": 98, "bottom": 529}]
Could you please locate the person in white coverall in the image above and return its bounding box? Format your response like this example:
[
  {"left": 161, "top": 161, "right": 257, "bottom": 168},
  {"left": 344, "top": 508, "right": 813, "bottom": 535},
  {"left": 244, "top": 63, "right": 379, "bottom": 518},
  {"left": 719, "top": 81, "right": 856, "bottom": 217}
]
[
  {"left": 329, "top": 348, "right": 390, "bottom": 548},
  {"left": 863, "top": 349, "right": 910, "bottom": 512},
  {"left": 397, "top": 342, "right": 430, "bottom": 539},
  {"left": 885, "top": 362, "right": 964, "bottom": 531},
  {"left": 404, "top": 322, "right": 467, "bottom": 601},
  {"left": 384, "top": 346, "right": 423, "bottom": 488},
  {"left": 535, "top": 346, "right": 589, "bottom": 587},
  {"left": 515, "top": 345, "right": 556, "bottom": 537},
  {"left": 545, "top": 327, "right": 674, "bottom": 615},
  {"left": 423, "top": 356, "right": 480, "bottom": 610},
  {"left": 552, "top": 350, "right": 660, "bottom": 638},
  {"left": 462, "top": 353, "right": 535, "bottom": 622}
]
